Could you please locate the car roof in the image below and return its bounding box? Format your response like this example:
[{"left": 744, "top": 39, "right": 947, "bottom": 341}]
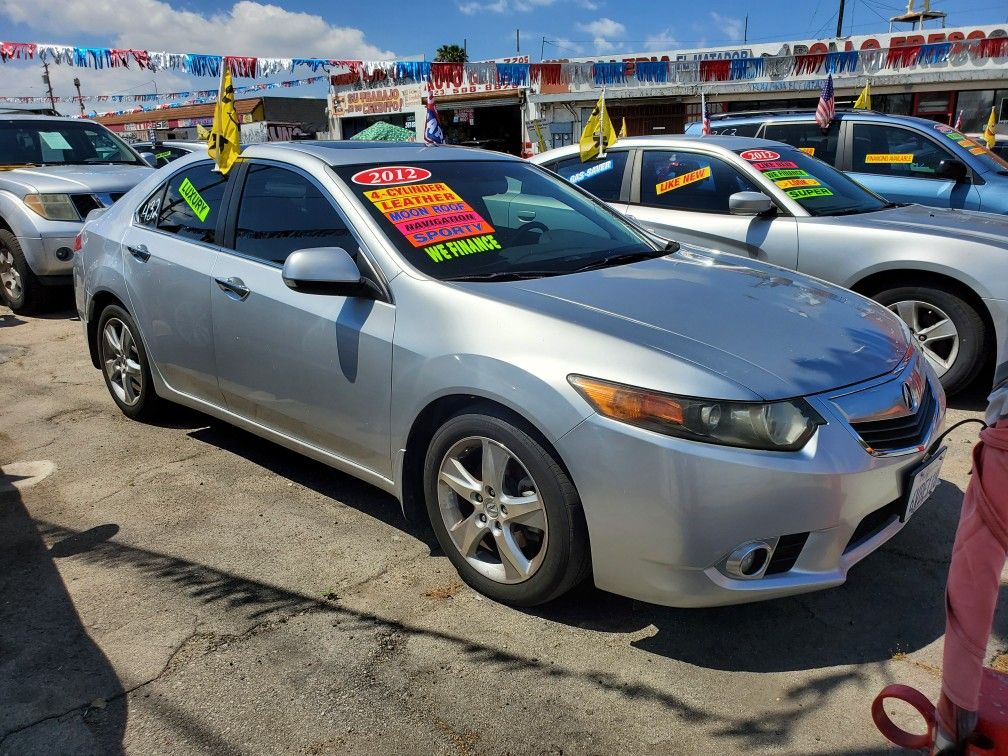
[
  {"left": 0, "top": 114, "right": 99, "bottom": 123},
  {"left": 245, "top": 140, "right": 520, "bottom": 165},
  {"left": 534, "top": 135, "right": 790, "bottom": 160},
  {"left": 707, "top": 109, "right": 944, "bottom": 130}
]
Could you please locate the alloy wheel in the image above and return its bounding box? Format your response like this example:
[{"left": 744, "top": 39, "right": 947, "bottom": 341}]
[
  {"left": 436, "top": 436, "right": 549, "bottom": 584},
  {"left": 0, "top": 247, "right": 22, "bottom": 302},
  {"left": 101, "top": 318, "right": 143, "bottom": 406},
  {"left": 889, "top": 299, "right": 960, "bottom": 378}
]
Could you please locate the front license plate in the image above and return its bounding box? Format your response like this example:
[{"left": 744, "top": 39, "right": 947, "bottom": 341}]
[{"left": 902, "top": 447, "right": 946, "bottom": 522}]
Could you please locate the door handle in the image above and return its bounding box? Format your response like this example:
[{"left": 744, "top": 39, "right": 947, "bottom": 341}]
[
  {"left": 517, "top": 210, "right": 537, "bottom": 222},
  {"left": 214, "top": 276, "right": 251, "bottom": 301},
  {"left": 126, "top": 244, "right": 150, "bottom": 262}
]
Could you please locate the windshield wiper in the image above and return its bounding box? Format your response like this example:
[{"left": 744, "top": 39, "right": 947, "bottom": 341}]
[
  {"left": 573, "top": 247, "right": 671, "bottom": 273},
  {"left": 444, "top": 270, "right": 563, "bottom": 282}
]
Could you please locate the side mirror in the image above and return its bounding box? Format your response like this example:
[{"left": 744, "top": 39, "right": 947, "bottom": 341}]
[
  {"left": 282, "top": 247, "right": 375, "bottom": 297},
  {"left": 937, "top": 158, "right": 969, "bottom": 183},
  {"left": 729, "top": 191, "right": 775, "bottom": 216},
  {"left": 139, "top": 152, "right": 159, "bottom": 168}
]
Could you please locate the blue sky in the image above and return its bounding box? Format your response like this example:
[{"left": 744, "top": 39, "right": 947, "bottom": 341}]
[{"left": 0, "top": 0, "right": 1004, "bottom": 106}]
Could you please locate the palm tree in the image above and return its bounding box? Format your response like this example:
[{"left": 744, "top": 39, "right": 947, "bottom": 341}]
[{"left": 435, "top": 44, "right": 467, "bottom": 63}]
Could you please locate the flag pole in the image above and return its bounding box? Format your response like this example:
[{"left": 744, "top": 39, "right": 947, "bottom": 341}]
[
  {"left": 599, "top": 87, "right": 606, "bottom": 159},
  {"left": 701, "top": 91, "right": 706, "bottom": 134}
]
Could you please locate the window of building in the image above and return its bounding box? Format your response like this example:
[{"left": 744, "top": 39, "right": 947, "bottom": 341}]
[
  {"left": 955, "top": 89, "right": 996, "bottom": 134},
  {"left": 234, "top": 164, "right": 353, "bottom": 265}
]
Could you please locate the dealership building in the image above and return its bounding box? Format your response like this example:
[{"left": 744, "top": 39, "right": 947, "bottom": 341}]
[{"left": 326, "top": 23, "right": 1007, "bottom": 155}]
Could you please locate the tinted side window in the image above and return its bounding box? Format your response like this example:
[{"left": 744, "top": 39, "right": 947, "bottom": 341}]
[
  {"left": 551, "top": 151, "right": 628, "bottom": 202},
  {"left": 234, "top": 165, "right": 353, "bottom": 265},
  {"left": 157, "top": 163, "right": 227, "bottom": 243},
  {"left": 708, "top": 122, "right": 761, "bottom": 137},
  {"left": 761, "top": 122, "right": 840, "bottom": 164},
  {"left": 137, "top": 184, "right": 165, "bottom": 228},
  {"left": 638, "top": 151, "right": 758, "bottom": 213},
  {"left": 850, "top": 123, "right": 952, "bottom": 179}
]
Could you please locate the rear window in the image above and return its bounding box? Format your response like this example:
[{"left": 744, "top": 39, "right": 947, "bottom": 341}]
[
  {"left": 761, "top": 122, "right": 839, "bottom": 164},
  {"left": 706, "top": 122, "right": 760, "bottom": 137},
  {"left": 333, "top": 160, "right": 654, "bottom": 280}
]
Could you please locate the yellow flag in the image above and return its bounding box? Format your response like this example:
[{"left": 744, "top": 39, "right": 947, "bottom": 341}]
[
  {"left": 579, "top": 93, "right": 618, "bottom": 162},
  {"left": 853, "top": 83, "right": 871, "bottom": 111},
  {"left": 984, "top": 106, "right": 997, "bottom": 149},
  {"left": 619, "top": 117, "right": 627, "bottom": 138},
  {"left": 196, "top": 123, "right": 211, "bottom": 140},
  {"left": 208, "top": 68, "right": 241, "bottom": 174}
]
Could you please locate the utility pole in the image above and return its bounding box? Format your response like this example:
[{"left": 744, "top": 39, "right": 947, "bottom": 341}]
[
  {"left": 743, "top": 15, "right": 748, "bottom": 42},
  {"left": 41, "top": 61, "right": 57, "bottom": 113},
  {"left": 463, "top": 39, "right": 467, "bottom": 61},
  {"left": 516, "top": 29, "right": 520, "bottom": 55},
  {"left": 541, "top": 36, "right": 546, "bottom": 62},
  {"left": 836, "top": 0, "right": 846, "bottom": 37},
  {"left": 73, "top": 77, "right": 85, "bottom": 116}
]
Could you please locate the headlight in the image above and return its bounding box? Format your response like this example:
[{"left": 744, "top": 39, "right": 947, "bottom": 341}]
[
  {"left": 23, "top": 193, "right": 80, "bottom": 221},
  {"left": 569, "top": 375, "right": 823, "bottom": 451}
]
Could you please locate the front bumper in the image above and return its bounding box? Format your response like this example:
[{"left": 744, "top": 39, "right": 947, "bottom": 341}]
[
  {"left": 17, "top": 226, "right": 80, "bottom": 276},
  {"left": 557, "top": 358, "right": 945, "bottom": 608}
]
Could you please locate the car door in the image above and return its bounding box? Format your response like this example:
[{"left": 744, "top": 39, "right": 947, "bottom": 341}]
[
  {"left": 844, "top": 121, "right": 982, "bottom": 210},
  {"left": 120, "top": 161, "right": 229, "bottom": 404},
  {"left": 210, "top": 160, "right": 395, "bottom": 476},
  {"left": 625, "top": 148, "right": 799, "bottom": 270}
]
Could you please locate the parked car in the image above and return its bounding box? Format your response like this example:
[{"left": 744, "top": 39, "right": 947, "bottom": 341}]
[
  {"left": 76, "top": 142, "right": 945, "bottom": 608},
  {"left": 130, "top": 140, "right": 206, "bottom": 168},
  {"left": 684, "top": 110, "right": 1008, "bottom": 215},
  {"left": 0, "top": 115, "right": 155, "bottom": 312},
  {"left": 533, "top": 136, "right": 1008, "bottom": 394}
]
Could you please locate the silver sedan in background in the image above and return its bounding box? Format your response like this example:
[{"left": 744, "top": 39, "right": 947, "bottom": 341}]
[
  {"left": 76, "top": 142, "right": 944, "bottom": 607},
  {"left": 533, "top": 136, "right": 1008, "bottom": 395}
]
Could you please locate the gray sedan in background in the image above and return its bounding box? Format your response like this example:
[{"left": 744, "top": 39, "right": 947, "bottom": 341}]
[
  {"left": 76, "top": 142, "right": 944, "bottom": 608},
  {"left": 533, "top": 136, "right": 1008, "bottom": 394}
]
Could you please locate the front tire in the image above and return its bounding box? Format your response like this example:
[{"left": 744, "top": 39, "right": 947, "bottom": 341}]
[
  {"left": 423, "top": 409, "right": 590, "bottom": 606},
  {"left": 96, "top": 304, "right": 165, "bottom": 421},
  {"left": 873, "top": 286, "right": 985, "bottom": 395},
  {"left": 0, "top": 229, "right": 49, "bottom": 314}
]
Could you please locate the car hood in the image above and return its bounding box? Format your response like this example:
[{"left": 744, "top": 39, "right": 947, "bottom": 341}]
[
  {"left": 0, "top": 164, "right": 154, "bottom": 195},
  {"left": 821, "top": 204, "right": 1008, "bottom": 248},
  {"left": 477, "top": 251, "right": 909, "bottom": 400}
]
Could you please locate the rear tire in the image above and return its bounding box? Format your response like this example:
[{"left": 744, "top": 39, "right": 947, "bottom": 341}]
[
  {"left": 0, "top": 229, "right": 49, "bottom": 314},
  {"left": 873, "top": 285, "right": 985, "bottom": 395},
  {"left": 423, "top": 409, "right": 590, "bottom": 606},
  {"left": 96, "top": 304, "right": 165, "bottom": 421}
]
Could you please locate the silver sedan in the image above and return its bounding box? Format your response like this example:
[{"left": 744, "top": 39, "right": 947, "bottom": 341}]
[
  {"left": 533, "top": 136, "right": 1008, "bottom": 395},
  {"left": 75, "top": 142, "right": 944, "bottom": 607}
]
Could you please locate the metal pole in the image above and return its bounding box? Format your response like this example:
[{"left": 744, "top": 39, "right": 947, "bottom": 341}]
[
  {"left": 836, "top": 0, "right": 846, "bottom": 37},
  {"left": 541, "top": 36, "right": 546, "bottom": 62},
  {"left": 744, "top": 15, "right": 748, "bottom": 43},
  {"left": 516, "top": 29, "right": 520, "bottom": 54},
  {"left": 42, "top": 61, "right": 57, "bottom": 113},
  {"left": 73, "top": 77, "right": 85, "bottom": 116}
]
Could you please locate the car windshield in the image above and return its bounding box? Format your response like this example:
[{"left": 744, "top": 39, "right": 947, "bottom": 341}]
[
  {"left": 736, "top": 147, "right": 889, "bottom": 216},
  {"left": 333, "top": 159, "right": 661, "bottom": 280},
  {"left": 0, "top": 120, "right": 143, "bottom": 166},
  {"left": 929, "top": 123, "right": 1008, "bottom": 173}
]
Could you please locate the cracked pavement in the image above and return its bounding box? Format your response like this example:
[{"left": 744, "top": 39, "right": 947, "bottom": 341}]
[{"left": 1, "top": 300, "right": 1005, "bottom": 755}]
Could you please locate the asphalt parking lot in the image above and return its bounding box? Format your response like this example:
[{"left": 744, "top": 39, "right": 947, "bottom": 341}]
[{"left": 1, "top": 298, "right": 1004, "bottom": 756}]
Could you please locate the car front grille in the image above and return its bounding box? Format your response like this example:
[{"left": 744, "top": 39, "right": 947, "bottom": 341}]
[
  {"left": 849, "top": 384, "right": 937, "bottom": 453},
  {"left": 765, "top": 532, "right": 809, "bottom": 575},
  {"left": 70, "top": 194, "right": 102, "bottom": 217},
  {"left": 845, "top": 498, "right": 902, "bottom": 552}
]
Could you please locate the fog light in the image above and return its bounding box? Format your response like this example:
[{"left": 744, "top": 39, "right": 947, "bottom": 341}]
[
  {"left": 55, "top": 246, "right": 73, "bottom": 261},
  {"left": 725, "top": 541, "right": 772, "bottom": 579}
]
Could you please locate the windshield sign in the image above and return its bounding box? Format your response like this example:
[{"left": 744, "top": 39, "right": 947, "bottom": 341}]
[
  {"left": 335, "top": 160, "right": 657, "bottom": 280},
  {"left": 738, "top": 148, "right": 888, "bottom": 216},
  {"left": 932, "top": 122, "right": 1008, "bottom": 172},
  {"left": 0, "top": 120, "right": 143, "bottom": 166}
]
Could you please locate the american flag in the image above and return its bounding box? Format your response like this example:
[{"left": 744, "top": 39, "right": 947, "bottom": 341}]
[
  {"left": 424, "top": 84, "right": 444, "bottom": 145},
  {"left": 816, "top": 74, "right": 835, "bottom": 129},
  {"left": 954, "top": 109, "right": 964, "bottom": 131},
  {"left": 702, "top": 95, "right": 711, "bottom": 136}
]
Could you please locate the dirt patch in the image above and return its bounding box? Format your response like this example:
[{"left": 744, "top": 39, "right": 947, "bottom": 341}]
[
  {"left": 991, "top": 653, "right": 1008, "bottom": 673},
  {"left": 425, "top": 582, "right": 466, "bottom": 600}
]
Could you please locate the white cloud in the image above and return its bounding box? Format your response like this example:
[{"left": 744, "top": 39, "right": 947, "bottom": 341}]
[
  {"left": 710, "top": 11, "right": 745, "bottom": 42},
  {"left": 548, "top": 36, "right": 584, "bottom": 55},
  {"left": 459, "top": 0, "right": 509, "bottom": 14},
  {"left": 644, "top": 28, "right": 677, "bottom": 50},
  {"left": 577, "top": 17, "right": 625, "bottom": 52}
]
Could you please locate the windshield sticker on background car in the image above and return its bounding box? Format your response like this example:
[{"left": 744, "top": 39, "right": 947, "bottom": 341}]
[
  {"left": 775, "top": 177, "right": 821, "bottom": 190},
  {"left": 155, "top": 150, "right": 172, "bottom": 160},
  {"left": 959, "top": 139, "right": 979, "bottom": 149},
  {"left": 38, "top": 131, "right": 74, "bottom": 151},
  {"left": 740, "top": 149, "right": 780, "bottom": 162},
  {"left": 798, "top": 147, "right": 816, "bottom": 156},
  {"left": 786, "top": 186, "right": 834, "bottom": 199},
  {"left": 351, "top": 166, "right": 433, "bottom": 186},
  {"left": 568, "top": 160, "right": 613, "bottom": 185},
  {"left": 751, "top": 160, "right": 799, "bottom": 171},
  {"left": 178, "top": 177, "right": 211, "bottom": 222},
  {"left": 364, "top": 182, "right": 497, "bottom": 251},
  {"left": 865, "top": 153, "right": 914, "bottom": 164},
  {"left": 970, "top": 146, "right": 988, "bottom": 155},
  {"left": 762, "top": 168, "right": 810, "bottom": 180},
  {"left": 656, "top": 166, "right": 711, "bottom": 195}
]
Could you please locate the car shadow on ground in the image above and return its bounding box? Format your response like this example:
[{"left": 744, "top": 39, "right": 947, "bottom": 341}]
[{"left": 0, "top": 470, "right": 126, "bottom": 754}]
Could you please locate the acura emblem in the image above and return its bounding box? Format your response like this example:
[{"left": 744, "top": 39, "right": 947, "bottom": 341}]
[{"left": 902, "top": 381, "right": 919, "bottom": 412}]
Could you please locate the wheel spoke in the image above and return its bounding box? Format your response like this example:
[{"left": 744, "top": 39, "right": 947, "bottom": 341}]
[
  {"left": 481, "top": 439, "right": 510, "bottom": 494},
  {"left": 439, "top": 457, "right": 482, "bottom": 501},
  {"left": 922, "top": 346, "right": 954, "bottom": 373},
  {"left": 124, "top": 359, "right": 142, "bottom": 378},
  {"left": 500, "top": 491, "right": 546, "bottom": 530},
  {"left": 120, "top": 326, "right": 134, "bottom": 357},
  {"left": 104, "top": 357, "right": 118, "bottom": 378},
  {"left": 494, "top": 528, "right": 531, "bottom": 581},
  {"left": 103, "top": 325, "right": 121, "bottom": 355},
  {"left": 122, "top": 373, "right": 137, "bottom": 403},
  {"left": 449, "top": 512, "right": 486, "bottom": 557},
  {"left": 892, "top": 301, "right": 918, "bottom": 332},
  {"left": 920, "top": 318, "right": 956, "bottom": 343}
]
